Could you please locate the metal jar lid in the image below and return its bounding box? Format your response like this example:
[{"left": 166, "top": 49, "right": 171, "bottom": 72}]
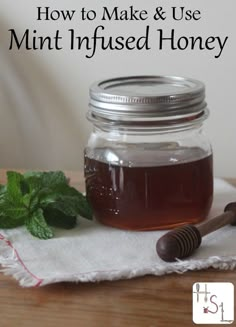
[{"left": 88, "top": 75, "right": 208, "bottom": 125}]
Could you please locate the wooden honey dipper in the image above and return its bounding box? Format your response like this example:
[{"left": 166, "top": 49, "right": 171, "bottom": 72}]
[{"left": 156, "top": 202, "right": 236, "bottom": 262}]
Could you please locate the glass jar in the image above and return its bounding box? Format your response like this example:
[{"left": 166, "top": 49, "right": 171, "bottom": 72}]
[{"left": 84, "top": 76, "right": 213, "bottom": 230}]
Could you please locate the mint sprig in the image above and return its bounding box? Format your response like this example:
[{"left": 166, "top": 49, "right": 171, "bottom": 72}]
[{"left": 0, "top": 171, "right": 93, "bottom": 239}]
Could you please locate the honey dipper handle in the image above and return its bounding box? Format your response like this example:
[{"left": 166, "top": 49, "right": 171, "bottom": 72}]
[
  {"left": 156, "top": 202, "right": 236, "bottom": 262},
  {"left": 198, "top": 210, "right": 235, "bottom": 237}
]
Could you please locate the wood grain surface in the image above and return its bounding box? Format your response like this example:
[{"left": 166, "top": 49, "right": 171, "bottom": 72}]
[{"left": 0, "top": 171, "right": 236, "bottom": 327}]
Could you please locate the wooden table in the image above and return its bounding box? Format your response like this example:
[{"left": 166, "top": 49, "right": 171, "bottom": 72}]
[{"left": 0, "top": 171, "right": 235, "bottom": 327}]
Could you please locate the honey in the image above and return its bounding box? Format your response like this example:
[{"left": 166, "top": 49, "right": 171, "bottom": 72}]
[{"left": 85, "top": 149, "right": 213, "bottom": 230}]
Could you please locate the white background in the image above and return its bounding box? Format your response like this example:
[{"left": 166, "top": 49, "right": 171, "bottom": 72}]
[{"left": 0, "top": 0, "right": 235, "bottom": 176}]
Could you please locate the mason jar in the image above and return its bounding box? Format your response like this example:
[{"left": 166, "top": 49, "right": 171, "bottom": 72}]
[{"left": 84, "top": 76, "right": 213, "bottom": 230}]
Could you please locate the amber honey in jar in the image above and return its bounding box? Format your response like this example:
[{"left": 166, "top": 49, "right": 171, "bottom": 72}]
[{"left": 85, "top": 76, "right": 213, "bottom": 230}]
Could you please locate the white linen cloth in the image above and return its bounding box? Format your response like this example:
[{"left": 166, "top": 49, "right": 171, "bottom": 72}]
[{"left": 0, "top": 178, "right": 236, "bottom": 287}]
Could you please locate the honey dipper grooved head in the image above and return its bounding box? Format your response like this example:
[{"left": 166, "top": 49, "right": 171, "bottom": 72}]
[{"left": 156, "top": 225, "right": 202, "bottom": 262}]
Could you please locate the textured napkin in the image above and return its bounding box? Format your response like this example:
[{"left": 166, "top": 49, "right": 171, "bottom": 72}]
[{"left": 0, "top": 178, "right": 236, "bottom": 287}]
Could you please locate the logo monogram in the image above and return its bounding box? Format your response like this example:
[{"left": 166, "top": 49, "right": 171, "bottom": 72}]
[{"left": 192, "top": 283, "right": 234, "bottom": 324}]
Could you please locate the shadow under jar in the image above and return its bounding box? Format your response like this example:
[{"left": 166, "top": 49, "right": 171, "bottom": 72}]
[{"left": 85, "top": 76, "right": 213, "bottom": 230}]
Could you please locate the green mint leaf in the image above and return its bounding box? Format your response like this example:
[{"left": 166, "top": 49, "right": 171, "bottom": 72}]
[
  {"left": 23, "top": 171, "right": 42, "bottom": 178},
  {"left": 40, "top": 171, "right": 68, "bottom": 187},
  {"left": 0, "top": 170, "right": 92, "bottom": 240},
  {"left": 24, "top": 171, "right": 68, "bottom": 188},
  {"left": 44, "top": 207, "right": 77, "bottom": 229},
  {"left": 0, "top": 184, "right": 6, "bottom": 195},
  {"left": 42, "top": 183, "right": 93, "bottom": 219},
  {"left": 48, "top": 194, "right": 93, "bottom": 220},
  {"left": 38, "top": 192, "right": 61, "bottom": 208},
  {"left": 23, "top": 175, "right": 42, "bottom": 193},
  {"left": 0, "top": 189, "right": 7, "bottom": 203},
  {"left": 0, "top": 196, "right": 27, "bottom": 219},
  {"left": 61, "top": 186, "right": 93, "bottom": 219},
  {"left": 71, "top": 193, "right": 93, "bottom": 220},
  {"left": 38, "top": 183, "right": 93, "bottom": 219},
  {"left": 20, "top": 180, "right": 30, "bottom": 195},
  {"left": 22, "top": 176, "right": 51, "bottom": 209},
  {"left": 1, "top": 207, "right": 27, "bottom": 219},
  {"left": 53, "top": 183, "right": 82, "bottom": 197},
  {"left": 47, "top": 198, "right": 77, "bottom": 217},
  {"left": 0, "top": 214, "right": 25, "bottom": 228},
  {"left": 26, "top": 208, "right": 54, "bottom": 240},
  {"left": 22, "top": 194, "right": 31, "bottom": 207},
  {"left": 23, "top": 171, "right": 69, "bottom": 206},
  {"left": 6, "top": 171, "right": 24, "bottom": 203},
  {"left": 37, "top": 183, "right": 77, "bottom": 208}
]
